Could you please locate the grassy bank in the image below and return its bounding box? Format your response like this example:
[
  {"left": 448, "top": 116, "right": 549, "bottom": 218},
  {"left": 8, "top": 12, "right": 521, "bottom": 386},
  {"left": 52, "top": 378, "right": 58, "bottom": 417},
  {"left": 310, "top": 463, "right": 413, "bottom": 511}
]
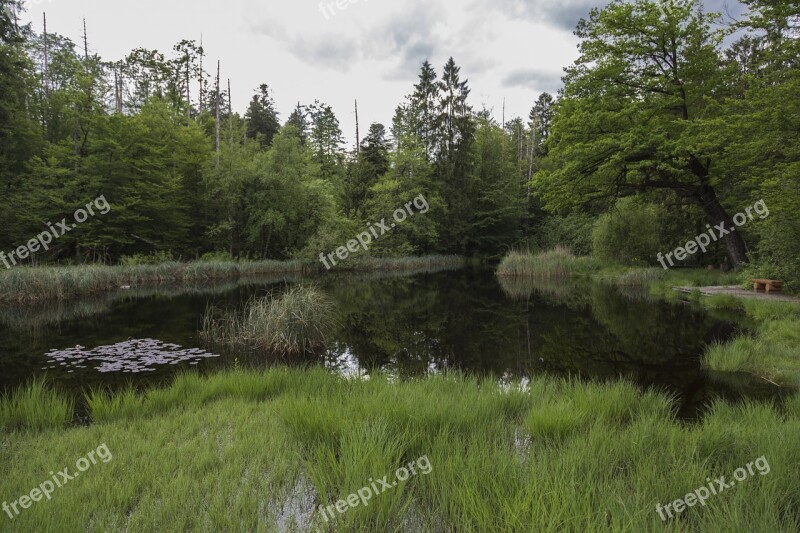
[
  {"left": 1, "top": 368, "right": 799, "bottom": 531},
  {"left": 0, "top": 255, "right": 465, "bottom": 303},
  {"left": 701, "top": 298, "right": 800, "bottom": 387}
]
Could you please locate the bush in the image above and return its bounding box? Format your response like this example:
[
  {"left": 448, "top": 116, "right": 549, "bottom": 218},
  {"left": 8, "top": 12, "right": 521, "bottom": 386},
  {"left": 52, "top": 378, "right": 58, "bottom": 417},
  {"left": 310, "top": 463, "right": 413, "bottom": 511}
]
[
  {"left": 592, "top": 197, "right": 667, "bottom": 266},
  {"left": 119, "top": 251, "right": 175, "bottom": 266},
  {"left": 199, "top": 251, "right": 234, "bottom": 263},
  {"left": 533, "top": 213, "right": 596, "bottom": 256},
  {"left": 744, "top": 182, "right": 800, "bottom": 293}
]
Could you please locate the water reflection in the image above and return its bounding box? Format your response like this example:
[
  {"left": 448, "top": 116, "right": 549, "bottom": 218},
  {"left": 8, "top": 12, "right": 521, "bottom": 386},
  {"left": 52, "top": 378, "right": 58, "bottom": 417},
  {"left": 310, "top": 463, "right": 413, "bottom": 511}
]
[{"left": 0, "top": 268, "right": 789, "bottom": 418}]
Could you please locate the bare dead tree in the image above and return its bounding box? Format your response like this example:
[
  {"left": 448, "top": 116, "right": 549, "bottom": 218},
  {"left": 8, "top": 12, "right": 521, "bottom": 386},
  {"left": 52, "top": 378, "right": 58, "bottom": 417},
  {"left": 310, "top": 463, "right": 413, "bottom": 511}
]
[
  {"left": 227, "top": 78, "right": 233, "bottom": 144},
  {"left": 185, "top": 57, "right": 191, "bottom": 120},
  {"left": 82, "top": 18, "right": 89, "bottom": 59},
  {"left": 43, "top": 13, "right": 49, "bottom": 98},
  {"left": 114, "top": 68, "right": 121, "bottom": 113},
  {"left": 215, "top": 60, "right": 221, "bottom": 166},
  {"left": 198, "top": 34, "right": 204, "bottom": 113},
  {"left": 354, "top": 99, "right": 360, "bottom": 157}
]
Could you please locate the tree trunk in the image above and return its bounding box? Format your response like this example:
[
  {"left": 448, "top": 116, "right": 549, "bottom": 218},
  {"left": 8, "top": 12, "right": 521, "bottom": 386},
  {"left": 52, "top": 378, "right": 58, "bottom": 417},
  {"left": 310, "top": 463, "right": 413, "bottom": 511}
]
[{"left": 696, "top": 186, "right": 749, "bottom": 269}]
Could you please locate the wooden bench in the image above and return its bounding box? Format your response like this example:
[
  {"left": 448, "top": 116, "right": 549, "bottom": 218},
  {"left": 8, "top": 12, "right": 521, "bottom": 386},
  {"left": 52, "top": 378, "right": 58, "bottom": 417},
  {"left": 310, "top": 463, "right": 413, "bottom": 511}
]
[{"left": 752, "top": 279, "right": 783, "bottom": 294}]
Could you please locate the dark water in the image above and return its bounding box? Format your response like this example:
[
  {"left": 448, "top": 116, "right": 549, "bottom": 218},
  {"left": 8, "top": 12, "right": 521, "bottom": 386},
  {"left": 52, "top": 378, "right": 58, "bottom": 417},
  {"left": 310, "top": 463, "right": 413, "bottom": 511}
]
[{"left": 0, "top": 268, "right": 787, "bottom": 418}]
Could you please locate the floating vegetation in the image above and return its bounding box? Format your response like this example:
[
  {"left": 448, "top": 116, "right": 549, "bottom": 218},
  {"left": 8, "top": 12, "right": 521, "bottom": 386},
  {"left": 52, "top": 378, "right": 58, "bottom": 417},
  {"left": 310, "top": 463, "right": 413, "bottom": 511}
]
[{"left": 44, "top": 339, "right": 220, "bottom": 374}]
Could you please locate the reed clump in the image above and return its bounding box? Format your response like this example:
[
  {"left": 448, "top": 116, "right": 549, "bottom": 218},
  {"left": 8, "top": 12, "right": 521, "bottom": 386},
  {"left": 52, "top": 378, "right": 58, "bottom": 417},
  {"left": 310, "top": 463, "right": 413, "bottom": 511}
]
[
  {"left": 0, "top": 378, "right": 74, "bottom": 431},
  {"left": 496, "top": 246, "right": 601, "bottom": 279},
  {"left": 201, "top": 285, "right": 336, "bottom": 357}
]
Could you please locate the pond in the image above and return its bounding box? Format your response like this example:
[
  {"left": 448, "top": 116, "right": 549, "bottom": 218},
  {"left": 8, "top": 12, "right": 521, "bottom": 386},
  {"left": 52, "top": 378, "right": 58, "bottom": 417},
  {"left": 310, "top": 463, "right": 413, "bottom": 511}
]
[{"left": 0, "top": 266, "right": 787, "bottom": 418}]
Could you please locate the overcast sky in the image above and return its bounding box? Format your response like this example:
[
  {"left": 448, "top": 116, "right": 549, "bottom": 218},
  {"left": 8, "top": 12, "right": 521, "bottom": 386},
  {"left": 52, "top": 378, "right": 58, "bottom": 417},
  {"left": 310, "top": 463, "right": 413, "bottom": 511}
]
[{"left": 19, "top": 0, "right": 746, "bottom": 148}]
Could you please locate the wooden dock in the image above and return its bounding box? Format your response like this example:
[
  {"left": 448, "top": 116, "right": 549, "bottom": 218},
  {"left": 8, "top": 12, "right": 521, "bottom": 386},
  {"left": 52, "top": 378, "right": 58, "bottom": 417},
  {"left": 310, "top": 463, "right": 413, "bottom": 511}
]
[{"left": 672, "top": 286, "right": 800, "bottom": 302}]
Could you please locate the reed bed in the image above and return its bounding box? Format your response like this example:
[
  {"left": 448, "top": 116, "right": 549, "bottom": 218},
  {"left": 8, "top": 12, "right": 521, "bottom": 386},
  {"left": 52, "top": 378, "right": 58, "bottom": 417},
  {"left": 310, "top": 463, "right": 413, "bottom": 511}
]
[
  {"left": 0, "top": 256, "right": 466, "bottom": 303},
  {"left": 200, "top": 285, "right": 337, "bottom": 357},
  {"left": 496, "top": 247, "right": 602, "bottom": 279},
  {"left": 0, "top": 260, "right": 306, "bottom": 303}
]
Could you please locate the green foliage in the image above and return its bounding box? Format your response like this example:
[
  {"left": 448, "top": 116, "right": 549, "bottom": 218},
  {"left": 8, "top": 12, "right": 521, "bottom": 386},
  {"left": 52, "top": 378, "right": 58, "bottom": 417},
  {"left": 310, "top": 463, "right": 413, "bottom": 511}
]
[
  {"left": 0, "top": 0, "right": 795, "bottom": 289},
  {"left": 592, "top": 197, "right": 668, "bottom": 266},
  {"left": 244, "top": 84, "right": 280, "bottom": 147},
  {"left": 199, "top": 251, "right": 234, "bottom": 262},
  {"left": 119, "top": 251, "right": 175, "bottom": 266},
  {"left": 532, "top": 212, "right": 596, "bottom": 256},
  {"left": 363, "top": 140, "right": 443, "bottom": 256}
]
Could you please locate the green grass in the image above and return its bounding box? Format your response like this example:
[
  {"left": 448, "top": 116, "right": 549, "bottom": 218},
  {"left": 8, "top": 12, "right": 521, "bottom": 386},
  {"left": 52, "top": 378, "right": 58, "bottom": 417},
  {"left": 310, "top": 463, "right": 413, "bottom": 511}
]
[
  {"left": 496, "top": 247, "right": 602, "bottom": 279},
  {"left": 0, "top": 378, "right": 74, "bottom": 432},
  {"left": 1, "top": 369, "right": 799, "bottom": 531},
  {"left": 606, "top": 267, "right": 667, "bottom": 286},
  {"left": 701, "top": 298, "right": 800, "bottom": 387},
  {"left": 200, "top": 285, "right": 337, "bottom": 357}
]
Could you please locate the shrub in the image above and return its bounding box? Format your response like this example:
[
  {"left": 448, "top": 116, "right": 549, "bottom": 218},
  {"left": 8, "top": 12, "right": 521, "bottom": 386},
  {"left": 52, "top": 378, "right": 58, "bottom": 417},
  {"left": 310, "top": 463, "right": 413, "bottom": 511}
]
[
  {"left": 592, "top": 197, "right": 667, "bottom": 266},
  {"left": 199, "top": 251, "right": 234, "bottom": 263},
  {"left": 119, "top": 251, "right": 175, "bottom": 266},
  {"left": 533, "top": 212, "right": 596, "bottom": 256}
]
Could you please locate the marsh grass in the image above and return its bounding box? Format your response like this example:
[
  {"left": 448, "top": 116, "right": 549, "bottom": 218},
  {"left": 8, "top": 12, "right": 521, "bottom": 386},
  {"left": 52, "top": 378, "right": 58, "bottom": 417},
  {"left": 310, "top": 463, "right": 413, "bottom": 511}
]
[
  {"left": 609, "top": 267, "right": 667, "bottom": 286},
  {"left": 0, "top": 378, "right": 73, "bottom": 431},
  {"left": 3, "top": 369, "right": 799, "bottom": 531},
  {"left": 0, "top": 260, "right": 306, "bottom": 303},
  {"left": 496, "top": 247, "right": 602, "bottom": 279},
  {"left": 201, "top": 285, "right": 336, "bottom": 357},
  {"left": 697, "top": 294, "right": 800, "bottom": 386},
  {"left": 0, "top": 256, "right": 466, "bottom": 303}
]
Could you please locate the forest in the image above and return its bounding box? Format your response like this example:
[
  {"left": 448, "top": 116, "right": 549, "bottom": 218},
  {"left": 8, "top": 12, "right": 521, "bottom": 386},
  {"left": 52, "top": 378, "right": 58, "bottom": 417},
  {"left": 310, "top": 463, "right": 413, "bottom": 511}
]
[{"left": 1, "top": 0, "right": 797, "bottom": 282}]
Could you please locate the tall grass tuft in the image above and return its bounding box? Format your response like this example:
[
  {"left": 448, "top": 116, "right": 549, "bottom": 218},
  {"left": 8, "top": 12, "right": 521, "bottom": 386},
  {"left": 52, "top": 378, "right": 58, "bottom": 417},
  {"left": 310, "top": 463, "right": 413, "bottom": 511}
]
[
  {"left": 201, "top": 285, "right": 336, "bottom": 357},
  {"left": 0, "top": 378, "right": 74, "bottom": 431},
  {"left": 496, "top": 246, "right": 602, "bottom": 279},
  {"left": 611, "top": 267, "right": 667, "bottom": 286}
]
